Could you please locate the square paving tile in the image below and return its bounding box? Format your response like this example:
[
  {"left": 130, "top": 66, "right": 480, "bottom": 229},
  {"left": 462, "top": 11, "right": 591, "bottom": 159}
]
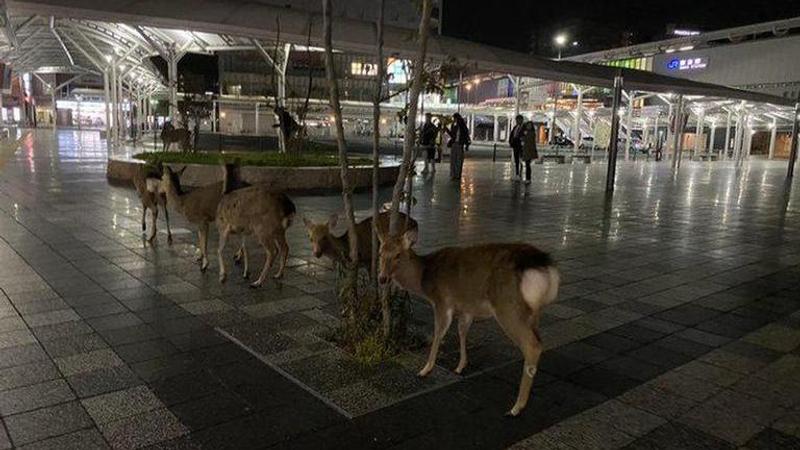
[
  {"left": 4, "top": 401, "right": 93, "bottom": 446},
  {"left": 55, "top": 349, "right": 126, "bottom": 377},
  {"left": 82, "top": 385, "right": 163, "bottom": 424},
  {"left": 67, "top": 365, "right": 143, "bottom": 399},
  {"left": 0, "top": 379, "right": 75, "bottom": 416},
  {"left": 15, "top": 428, "right": 109, "bottom": 450},
  {"left": 97, "top": 408, "right": 188, "bottom": 449}
]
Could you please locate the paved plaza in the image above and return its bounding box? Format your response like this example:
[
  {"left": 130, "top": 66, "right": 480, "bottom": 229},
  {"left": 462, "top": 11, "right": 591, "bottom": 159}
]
[{"left": 1, "top": 129, "right": 800, "bottom": 449}]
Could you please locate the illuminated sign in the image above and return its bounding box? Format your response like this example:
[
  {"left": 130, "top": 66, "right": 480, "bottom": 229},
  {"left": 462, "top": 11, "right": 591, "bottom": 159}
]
[
  {"left": 667, "top": 57, "right": 708, "bottom": 71},
  {"left": 673, "top": 29, "right": 700, "bottom": 36}
]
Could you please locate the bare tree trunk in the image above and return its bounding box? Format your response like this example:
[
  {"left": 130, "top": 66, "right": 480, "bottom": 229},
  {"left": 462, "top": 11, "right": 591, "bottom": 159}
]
[
  {"left": 388, "top": 0, "right": 433, "bottom": 235},
  {"left": 323, "top": 0, "right": 359, "bottom": 267},
  {"left": 371, "top": 0, "right": 389, "bottom": 338}
]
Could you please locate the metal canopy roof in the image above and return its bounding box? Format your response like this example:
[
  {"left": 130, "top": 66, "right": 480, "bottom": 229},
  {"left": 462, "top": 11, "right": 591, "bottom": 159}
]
[{"left": 2, "top": 0, "right": 796, "bottom": 107}]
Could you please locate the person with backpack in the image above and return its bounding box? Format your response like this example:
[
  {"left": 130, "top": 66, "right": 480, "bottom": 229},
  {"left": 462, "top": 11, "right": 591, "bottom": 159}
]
[{"left": 509, "top": 114, "right": 525, "bottom": 181}]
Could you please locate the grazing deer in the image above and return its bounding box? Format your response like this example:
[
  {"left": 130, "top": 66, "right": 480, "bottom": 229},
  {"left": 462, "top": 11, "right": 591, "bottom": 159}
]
[
  {"left": 303, "top": 211, "right": 417, "bottom": 267},
  {"left": 160, "top": 165, "right": 244, "bottom": 271},
  {"left": 132, "top": 164, "right": 172, "bottom": 245},
  {"left": 216, "top": 185, "right": 296, "bottom": 287},
  {"left": 377, "top": 230, "right": 560, "bottom": 416},
  {"left": 161, "top": 127, "right": 191, "bottom": 152}
]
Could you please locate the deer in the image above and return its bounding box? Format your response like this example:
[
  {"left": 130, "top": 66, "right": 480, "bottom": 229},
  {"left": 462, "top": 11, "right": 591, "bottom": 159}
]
[
  {"left": 216, "top": 183, "right": 296, "bottom": 288},
  {"left": 377, "top": 229, "right": 560, "bottom": 417},
  {"left": 302, "top": 211, "right": 418, "bottom": 268},
  {"left": 160, "top": 165, "right": 245, "bottom": 271},
  {"left": 132, "top": 164, "right": 172, "bottom": 245},
  {"left": 160, "top": 127, "right": 191, "bottom": 152}
]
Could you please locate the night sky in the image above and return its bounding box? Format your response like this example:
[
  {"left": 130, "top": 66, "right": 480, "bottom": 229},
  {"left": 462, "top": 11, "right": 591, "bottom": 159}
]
[{"left": 443, "top": 0, "right": 800, "bottom": 57}]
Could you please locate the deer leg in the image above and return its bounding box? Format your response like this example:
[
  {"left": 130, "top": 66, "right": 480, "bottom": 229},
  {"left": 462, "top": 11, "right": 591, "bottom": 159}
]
[
  {"left": 496, "top": 310, "right": 543, "bottom": 417},
  {"left": 141, "top": 206, "right": 147, "bottom": 235},
  {"left": 455, "top": 313, "right": 474, "bottom": 375},
  {"left": 251, "top": 238, "right": 275, "bottom": 288},
  {"left": 199, "top": 222, "right": 210, "bottom": 271},
  {"left": 240, "top": 236, "right": 249, "bottom": 279},
  {"left": 419, "top": 305, "right": 453, "bottom": 377},
  {"left": 148, "top": 206, "right": 159, "bottom": 244},
  {"left": 162, "top": 201, "right": 173, "bottom": 245},
  {"left": 217, "top": 227, "right": 230, "bottom": 283},
  {"left": 233, "top": 246, "right": 243, "bottom": 265},
  {"left": 273, "top": 233, "right": 289, "bottom": 279}
]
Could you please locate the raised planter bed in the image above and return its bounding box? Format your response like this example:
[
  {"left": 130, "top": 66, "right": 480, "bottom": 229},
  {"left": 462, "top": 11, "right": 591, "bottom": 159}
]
[{"left": 107, "top": 157, "right": 400, "bottom": 193}]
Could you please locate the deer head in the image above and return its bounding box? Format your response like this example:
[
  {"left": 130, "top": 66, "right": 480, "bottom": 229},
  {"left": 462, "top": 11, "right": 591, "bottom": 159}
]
[
  {"left": 303, "top": 213, "right": 339, "bottom": 259},
  {"left": 377, "top": 228, "right": 417, "bottom": 285}
]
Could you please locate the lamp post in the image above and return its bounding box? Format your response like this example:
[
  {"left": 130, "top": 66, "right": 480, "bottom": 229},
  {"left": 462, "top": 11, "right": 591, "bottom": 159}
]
[{"left": 554, "top": 34, "right": 568, "bottom": 60}]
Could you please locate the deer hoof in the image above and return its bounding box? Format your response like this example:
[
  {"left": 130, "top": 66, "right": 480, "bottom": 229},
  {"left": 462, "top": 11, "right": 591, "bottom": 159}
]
[
  {"left": 417, "top": 367, "right": 433, "bottom": 378},
  {"left": 272, "top": 272, "right": 283, "bottom": 280},
  {"left": 194, "top": 254, "right": 203, "bottom": 262},
  {"left": 242, "top": 272, "right": 249, "bottom": 280},
  {"left": 249, "top": 281, "right": 262, "bottom": 289},
  {"left": 219, "top": 274, "right": 227, "bottom": 283},
  {"left": 505, "top": 409, "right": 521, "bottom": 418},
  {"left": 454, "top": 364, "right": 467, "bottom": 375}
]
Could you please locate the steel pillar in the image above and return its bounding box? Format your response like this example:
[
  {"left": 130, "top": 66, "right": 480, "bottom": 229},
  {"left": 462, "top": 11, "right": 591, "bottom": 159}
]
[
  {"left": 625, "top": 90, "right": 635, "bottom": 160},
  {"left": 709, "top": 124, "right": 717, "bottom": 153},
  {"left": 573, "top": 87, "right": 583, "bottom": 152},
  {"left": 788, "top": 102, "right": 800, "bottom": 179},
  {"left": 671, "top": 95, "right": 684, "bottom": 171},
  {"left": 254, "top": 102, "right": 259, "bottom": 135},
  {"left": 695, "top": 109, "right": 705, "bottom": 157},
  {"left": 103, "top": 70, "right": 110, "bottom": 134},
  {"left": 723, "top": 109, "right": 732, "bottom": 160},
  {"left": 606, "top": 75, "right": 624, "bottom": 192},
  {"left": 769, "top": 118, "right": 777, "bottom": 160},
  {"left": 51, "top": 90, "right": 56, "bottom": 131}
]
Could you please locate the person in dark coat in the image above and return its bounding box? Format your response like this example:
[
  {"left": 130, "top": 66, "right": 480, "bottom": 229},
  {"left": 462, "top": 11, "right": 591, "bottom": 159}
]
[
  {"left": 446, "top": 113, "right": 471, "bottom": 180},
  {"left": 521, "top": 121, "right": 539, "bottom": 185},
  {"left": 509, "top": 114, "right": 525, "bottom": 181},
  {"left": 420, "top": 113, "right": 438, "bottom": 174}
]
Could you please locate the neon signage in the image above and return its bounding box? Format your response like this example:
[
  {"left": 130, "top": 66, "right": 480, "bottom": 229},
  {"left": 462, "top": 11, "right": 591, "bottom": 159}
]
[{"left": 667, "top": 57, "right": 708, "bottom": 71}]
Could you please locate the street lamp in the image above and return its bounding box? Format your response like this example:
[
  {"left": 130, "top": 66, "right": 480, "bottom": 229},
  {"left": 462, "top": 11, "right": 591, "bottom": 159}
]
[{"left": 554, "top": 33, "right": 568, "bottom": 60}]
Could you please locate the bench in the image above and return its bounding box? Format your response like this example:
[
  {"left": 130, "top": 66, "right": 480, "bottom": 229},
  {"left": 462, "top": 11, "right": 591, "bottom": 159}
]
[
  {"left": 696, "top": 153, "right": 718, "bottom": 161},
  {"left": 537, "top": 154, "right": 566, "bottom": 164}
]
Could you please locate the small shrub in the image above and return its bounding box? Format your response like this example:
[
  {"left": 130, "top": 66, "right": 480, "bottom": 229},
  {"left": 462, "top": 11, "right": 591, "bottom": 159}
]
[{"left": 132, "top": 150, "right": 371, "bottom": 168}]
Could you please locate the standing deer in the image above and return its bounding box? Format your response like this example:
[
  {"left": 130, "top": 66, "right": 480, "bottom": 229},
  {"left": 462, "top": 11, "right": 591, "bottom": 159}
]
[
  {"left": 377, "top": 230, "right": 560, "bottom": 416},
  {"left": 160, "top": 127, "right": 191, "bottom": 152},
  {"left": 160, "top": 165, "right": 245, "bottom": 271},
  {"left": 132, "top": 164, "right": 172, "bottom": 244},
  {"left": 216, "top": 185, "right": 296, "bottom": 287},
  {"left": 303, "top": 211, "right": 417, "bottom": 267}
]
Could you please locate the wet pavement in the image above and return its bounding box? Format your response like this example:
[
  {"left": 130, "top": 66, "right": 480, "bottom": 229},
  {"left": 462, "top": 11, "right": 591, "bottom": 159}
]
[{"left": 1, "top": 129, "right": 799, "bottom": 449}]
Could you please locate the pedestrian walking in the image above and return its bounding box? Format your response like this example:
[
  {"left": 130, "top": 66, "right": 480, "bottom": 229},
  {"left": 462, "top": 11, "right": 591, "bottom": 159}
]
[
  {"left": 509, "top": 114, "right": 525, "bottom": 181},
  {"left": 521, "top": 121, "right": 538, "bottom": 185}
]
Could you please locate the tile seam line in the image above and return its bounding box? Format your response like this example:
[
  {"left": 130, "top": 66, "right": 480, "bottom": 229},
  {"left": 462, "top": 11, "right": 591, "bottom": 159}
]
[{"left": 214, "top": 326, "right": 354, "bottom": 419}]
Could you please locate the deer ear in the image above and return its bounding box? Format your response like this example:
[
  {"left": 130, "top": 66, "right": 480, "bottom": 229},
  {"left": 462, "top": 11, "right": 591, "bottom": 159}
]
[
  {"left": 177, "top": 166, "right": 188, "bottom": 176},
  {"left": 327, "top": 213, "right": 338, "bottom": 229},
  {"left": 402, "top": 229, "right": 418, "bottom": 250}
]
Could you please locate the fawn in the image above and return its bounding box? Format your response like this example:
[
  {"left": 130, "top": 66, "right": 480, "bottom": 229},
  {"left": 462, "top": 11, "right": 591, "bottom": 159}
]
[{"left": 303, "top": 211, "right": 418, "bottom": 267}]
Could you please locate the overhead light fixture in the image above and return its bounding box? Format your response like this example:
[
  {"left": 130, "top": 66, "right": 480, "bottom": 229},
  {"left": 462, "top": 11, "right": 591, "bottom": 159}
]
[
  {"left": 665, "top": 48, "right": 676, "bottom": 54},
  {"left": 679, "top": 45, "right": 694, "bottom": 51}
]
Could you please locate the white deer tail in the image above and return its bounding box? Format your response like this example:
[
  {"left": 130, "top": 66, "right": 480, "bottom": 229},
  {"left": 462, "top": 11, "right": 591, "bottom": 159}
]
[{"left": 519, "top": 266, "right": 560, "bottom": 313}]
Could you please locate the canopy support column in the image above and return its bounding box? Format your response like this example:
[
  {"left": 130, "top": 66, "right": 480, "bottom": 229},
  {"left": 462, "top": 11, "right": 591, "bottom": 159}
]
[
  {"left": 605, "top": 75, "right": 623, "bottom": 193},
  {"left": 723, "top": 109, "right": 732, "bottom": 160},
  {"left": 709, "top": 122, "right": 717, "bottom": 154},
  {"left": 695, "top": 108, "right": 705, "bottom": 158},
  {"left": 573, "top": 87, "right": 583, "bottom": 152},
  {"left": 255, "top": 102, "right": 260, "bottom": 135},
  {"left": 769, "top": 118, "right": 777, "bottom": 160},
  {"left": 103, "top": 70, "right": 110, "bottom": 134},
  {"left": 624, "top": 90, "right": 635, "bottom": 160},
  {"left": 671, "top": 95, "right": 685, "bottom": 171},
  {"left": 788, "top": 102, "right": 800, "bottom": 179}
]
